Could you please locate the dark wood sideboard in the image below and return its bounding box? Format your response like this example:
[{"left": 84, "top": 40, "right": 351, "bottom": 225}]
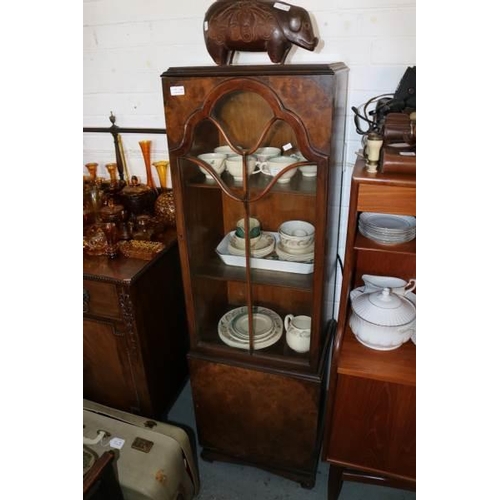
[{"left": 83, "top": 229, "right": 189, "bottom": 418}]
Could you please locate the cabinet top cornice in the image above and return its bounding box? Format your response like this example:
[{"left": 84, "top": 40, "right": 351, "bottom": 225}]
[{"left": 161, "top": 63, "right": 348, "bottom": 78}]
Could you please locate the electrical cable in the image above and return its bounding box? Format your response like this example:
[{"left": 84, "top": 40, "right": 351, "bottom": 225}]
[{"left": 352, "top": 93, "right": 394, "bottom": 136}]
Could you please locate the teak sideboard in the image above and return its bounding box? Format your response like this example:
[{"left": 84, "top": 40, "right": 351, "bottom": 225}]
[
  {"left": 83, "top": 230, "right": 189, "bottom": 419},
  {"left": 322, "top": 157, "right": 416, "bottom": 497}
]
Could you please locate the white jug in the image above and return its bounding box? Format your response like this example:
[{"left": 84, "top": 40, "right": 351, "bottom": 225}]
[{"left": 284, "top": 315, "right": 311, "bottom": 353}]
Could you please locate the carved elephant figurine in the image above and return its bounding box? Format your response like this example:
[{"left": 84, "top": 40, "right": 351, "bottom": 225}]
[{"left": 203, "top": 0, "right": 319, "bottom": 65}]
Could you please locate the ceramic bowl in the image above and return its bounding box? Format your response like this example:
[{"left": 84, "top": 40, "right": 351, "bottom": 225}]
[
  {"left": 290, "top": 152, "right": 317, "bottom": 178},
  {"left": 278, "top": 220, "right": 315, "bottom": 254},
  {"left": 299, "top": 164, "right": 318, "bottom": 178},
  {"left": 226, "top": 155, "right": 257, "bottom": 181}
]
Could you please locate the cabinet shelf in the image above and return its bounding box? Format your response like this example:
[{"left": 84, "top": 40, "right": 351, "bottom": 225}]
[
  {"left": 198, "top": 333, "right": 311, "bottom": 367},
  {"left": 193, "top": 254, "right": 314, "bottom": 290},
  {"left": 354, "top": 233, "right": 416, "bottom": 255},
  {"left": 187, "top": 170, "right": 317, "bottom": 195},
  {"left": 195, "top": 302, "right": 315, "bottom": 369},
  {"left": 192, "top": 306, "right": 334, "bottom": 378}
]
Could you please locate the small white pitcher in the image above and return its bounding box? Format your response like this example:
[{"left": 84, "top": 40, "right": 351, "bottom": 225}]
[{"left": 284, "top": 314, "right": 311, "bottom": 353}]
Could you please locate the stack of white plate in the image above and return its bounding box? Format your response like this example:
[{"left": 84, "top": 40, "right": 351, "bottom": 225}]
[
  {"left": 218, "top": 306, "right": 283, "bottom": 350},
  {"left": 358, "top": 213, "right": 416, "bottom": 245}
]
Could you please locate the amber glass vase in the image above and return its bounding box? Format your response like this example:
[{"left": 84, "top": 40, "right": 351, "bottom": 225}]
[
  {"left": 85, "top": 162, "right": 98, "bottom": 183},
  {"left": 139, "top": 140, "right": 155, "bottom": 189},
  {"left": 105, "top": 163, "right": 118, "bottom": 183},
  {"left": 153, "top": 161, "right": 176, "bottom": 227}
]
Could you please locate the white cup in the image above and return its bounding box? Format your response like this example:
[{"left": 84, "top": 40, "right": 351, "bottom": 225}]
[
  {"left": 233, "top": 217, "right": 262, "bottom": 248},
  {"left": 284, "top": 314, "right": 311, "bottom": 353},
  {"left": 257, "top": 155, "right": 298, "bottom": 183},
  {"left": 226, "top": 155, "right": 257, "bottom": 182},
  {"left": 255, "top": 147, "right": 281, "bottom": 164}
]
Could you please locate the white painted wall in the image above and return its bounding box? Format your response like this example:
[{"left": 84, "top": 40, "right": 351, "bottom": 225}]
[{"left": 83, "top": 0, "right": 416, "bottom": 316}]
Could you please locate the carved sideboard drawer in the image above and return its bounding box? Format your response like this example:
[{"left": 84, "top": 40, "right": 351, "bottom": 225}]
[{"left": 83, "top": 279, "right": 121, "bottom": 320}]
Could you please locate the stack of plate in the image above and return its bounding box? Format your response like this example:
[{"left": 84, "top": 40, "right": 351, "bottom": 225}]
[
  {"left": 358, "top": 212, "right": 416, "bottom": 245},
  {"left": 275, "top": 241, "right": 314, "bottom": 262},
  {"left": 218, "top": 306, "right": 283, "bottom": 350},
  {"left": 227, "top": 231, "right": 275, "bottom": 258}
]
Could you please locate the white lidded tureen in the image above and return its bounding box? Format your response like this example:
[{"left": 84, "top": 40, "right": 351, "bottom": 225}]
[{"left": 349, "top": 287, "right": 416, "bottom": 351}]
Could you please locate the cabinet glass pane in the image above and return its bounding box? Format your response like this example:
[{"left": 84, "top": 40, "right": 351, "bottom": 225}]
[{"left": 211, "top": 91, "right": 274, "bottom": 150}]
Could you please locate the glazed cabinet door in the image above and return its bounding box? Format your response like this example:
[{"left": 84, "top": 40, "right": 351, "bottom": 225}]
[{"left": 163, "top": 66, "right": 347, "bottom": 372}]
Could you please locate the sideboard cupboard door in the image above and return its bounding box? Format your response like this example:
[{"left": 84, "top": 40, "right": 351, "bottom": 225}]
[
  {"left": 327, "top": 375, "right": 416, "bottom": 479},
  {"left": 83, "top": 319, "right": 139, "bottom": 412}
]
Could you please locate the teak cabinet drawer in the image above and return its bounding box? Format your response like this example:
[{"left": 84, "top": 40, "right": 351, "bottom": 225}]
[
  {"left": 83, "top": 279, "right": 121, "bottom": 320},
  {"left": 357, "top": 184, "right": 416, "bottom": 216}
]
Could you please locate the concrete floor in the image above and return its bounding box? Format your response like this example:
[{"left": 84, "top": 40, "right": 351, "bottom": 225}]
[{"left": 164, "top": 380, "right": 416, "bottom": 500}]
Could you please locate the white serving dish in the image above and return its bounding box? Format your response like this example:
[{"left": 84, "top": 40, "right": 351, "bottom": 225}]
[
  {"left": 349, "top": 287, "right": 416, "bottom": 351},
  {"left": 216, "top": 231, "right": 314, "bottom": 275}
]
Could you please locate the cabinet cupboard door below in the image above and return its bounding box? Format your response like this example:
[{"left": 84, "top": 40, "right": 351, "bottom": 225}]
[
  {"left": 83, "top": 319, "right": 139, "bottom": 412},
  {"left": 327, "top": 375, "right": 416, "bottom": 480}
]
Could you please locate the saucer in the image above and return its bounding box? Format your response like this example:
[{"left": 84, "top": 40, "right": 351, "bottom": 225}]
[
  {"left": 230, "top": 311, "right": 275, "bottom": 339},
  {"left": 276, "top": 241, "right": 314, "bottom": 262},
  {"left": 278, "top": 239, "right": 315, "bottom": 255},
  {"left": 228, "top": 232, "right": 275, "bottom": 258}
]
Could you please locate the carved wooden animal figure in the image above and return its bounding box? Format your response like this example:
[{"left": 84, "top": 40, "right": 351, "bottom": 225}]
[{"left": 203, "top": 0, "right": 319, "bottom": 65}]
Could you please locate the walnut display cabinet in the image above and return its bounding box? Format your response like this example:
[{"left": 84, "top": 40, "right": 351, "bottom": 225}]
[
  {"left": 161, "top": 64, "right": 348, "bottom": 487},
  {"left": 322, "top": 157, "right": 416, "bottom": 498}
]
